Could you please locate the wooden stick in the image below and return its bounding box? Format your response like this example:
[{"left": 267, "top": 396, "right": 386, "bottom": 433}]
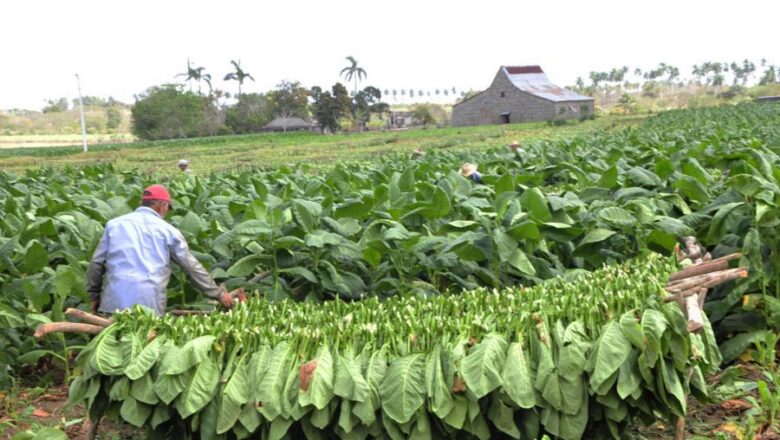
[
  {"left": 685, "top": 294, "right": 705, "bottom": 332},
  {"left": 34, "top": 322, "right": 104, "bottom": 339},
  {"left": 248, "top": 271, "right": 272, "bottom": 283},
  {"left": 668, "top": 260, "right": 729, "bottom": 282},
  {"left": 664, "top": 269, "right": 749, "bottom": 302},
  {"left": 666, "top": 268, "right": 747, "bottom": 292},
  {"left": 682, "top": 236, "right": 702, "bottom": 260},
  {"left": 697, "top": 287, "right": 708, "bottom": 310},
  {"left": 64, "top": 308, "right": 113, "bottom": 327},
  {"left": 674, "top": 416, "right": 686, "bottom": 440},
  {"left": 668, "top": 253, "right": 742, "bottom": 281}
]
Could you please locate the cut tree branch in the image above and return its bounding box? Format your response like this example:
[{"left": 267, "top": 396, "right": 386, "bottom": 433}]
[
  {"left": 65, "top": 308, "right": 113, "bottom": 327},
  {"left": 34, "top": 322, "right": 104, "bottom": 339}
]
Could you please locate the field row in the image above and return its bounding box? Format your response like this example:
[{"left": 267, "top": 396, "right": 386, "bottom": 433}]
[{"left": 0, "top": 116, "right": 643, "bottom": 173}]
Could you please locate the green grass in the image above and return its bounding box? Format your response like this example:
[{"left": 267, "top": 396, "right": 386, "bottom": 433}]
[
  {"left": 0, "top": 115, "right": 645, "bottom": 174},
  {"left": 0, "top": 133, "right": 135, "bottom": 148}
]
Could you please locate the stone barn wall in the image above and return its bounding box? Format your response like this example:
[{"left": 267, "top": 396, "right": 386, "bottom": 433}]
[{"left": 452, "top": 69, "right": 594, "bottom": 126}]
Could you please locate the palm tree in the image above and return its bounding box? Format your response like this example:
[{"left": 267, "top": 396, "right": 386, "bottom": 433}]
[
  {"left": 175, "top": 59, "right": 211, "bottom": 95},
  {"left": 200, "top": 71, "right": 212, "bottom": 94},
  {"left": 175, "top": 58, "right": 198, "bottom": 92},
  {"left": 224, "top": 59, "right": 255, "bottom": 98},
  {"left": 340, "top": 56, "right": 367, "bottom": 96}
]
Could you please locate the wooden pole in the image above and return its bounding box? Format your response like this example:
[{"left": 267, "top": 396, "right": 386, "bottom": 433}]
[
  {"left": 65, "top": 308, "right": 113, "bottom": 327},
  {"left": 34, "top": 322, "right": 104, "bottom": 339},
  {"left": 666, "top": 268, "right": 748, "bottom": 292},
  {"left": 668, "top": 253, "right": 742, "bottom": 281}
]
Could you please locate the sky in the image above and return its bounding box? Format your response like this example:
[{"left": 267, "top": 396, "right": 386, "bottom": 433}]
[{"left": 1, "top": 0, "right": 778, "bottom": 110}]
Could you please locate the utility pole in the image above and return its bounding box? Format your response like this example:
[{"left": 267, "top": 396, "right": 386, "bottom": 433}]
[{"left": 75, "top": 73, "right": 88, "bottom": 153}]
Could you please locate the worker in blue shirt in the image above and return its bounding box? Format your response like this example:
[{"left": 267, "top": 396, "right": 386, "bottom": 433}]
[
  {"left": 86, "top": 184, "right": 233, "bottom": 316},
  {"left": 460, "top": 162, "right": 483, "bottom": 184}
]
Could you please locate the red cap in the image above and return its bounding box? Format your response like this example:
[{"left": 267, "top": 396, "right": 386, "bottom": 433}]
[{"left": 142, "top": 185, "right": 172, "bottom": 204}]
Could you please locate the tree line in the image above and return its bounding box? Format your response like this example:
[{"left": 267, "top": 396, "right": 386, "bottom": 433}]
[
  {"left": 130, "top": 56, "right": 397, "bottom": 140},
  {"left": 577, "top": 59, "right": 778, "bottom": 90}
]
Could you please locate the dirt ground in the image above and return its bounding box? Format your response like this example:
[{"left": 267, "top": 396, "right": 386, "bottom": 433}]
[
  {"left": 0, "top": 385, "right": 140, "bottom": 440},
  {"left": 1, "top": 362, "right": 777, "bottom": 440}
]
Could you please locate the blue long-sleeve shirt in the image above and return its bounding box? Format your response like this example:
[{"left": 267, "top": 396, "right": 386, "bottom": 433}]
[{"left": 86, "top": 207, "right": 220, "bottom": 315}]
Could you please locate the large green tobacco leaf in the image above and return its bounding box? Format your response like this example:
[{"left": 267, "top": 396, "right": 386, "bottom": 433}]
[
  {"left": 519, "top": 187, "right": 552, "bottom": 222},
  {"left": 217, "top": 355, "right": 250, "bottom": 434},
  {"left": 588, "top": 321, "right": 632, "bottom": 391},
  {"left": 641, "top": 309, "right": 668, "bottom": 367},
  {"left": 627, "top": 167, "right": 661, "bottom": 187},
  {"left": 718, "top": 330, "right": 772, "bottom": 363},
  {"left": 154, "top": 371, "right": 191, "bottom": 405},
  {"left": 558, "top": 322, "right": 589, "bottom": 382},
  {"left": 578, "top": 229, "right": 616, "bottom": 247},
  {"left": 292, "top": 199, "right": 322, "bottom": 233},
  {"left": 334, "top": 348, "right": 370, "bottom": 403},
  {"left": 707, "top": 201, "right": 748, "bottom": 242},
  {"left": 176, "top": 356, "right": 220, "bottom": 419},
  {"left": 130, "top": 374, "right": 159, "bottom": 405},
  {"left": 124, "top": 336, "right": 163, "bottom": 380},
  {"left": 299, "top": 345, "right": 335, "bottom": 410},
  {"left": 501, "top": 342, "right": 535, "bottom": 409},
  {"left": 425, "top": 345, "right": 454, "bottom": 419},
  {"left": 597, "top": 207, "right": 636, "bottom": 228},
  {"left": 542, "top": 373, "right": 584, "bottom": 415},
  {"left": 488, "top": 396, "right": 521, "bottom": 439},
  {"left": 508, "top": 249, "right": 536, "bottom": 275},
  {"left": 120, "top": 396, "right": 154, "bottom": 427},
  {"left": 95, "top": 328, "right": 126, "bottom": 376},
  {"left": 461, "top": 333, "right": 508, "bottom": 399},
  {"left": 23, "top": 240, "right": 48, "bottom": 273},
  {"left": 492, "top": 229, "right": 518, "bottom": 263},
  {"left": 160, "top": 335, "right": 215, "bottom": 376},
  {"left": 257, "top": 342, "right": 293, "bottom": 421},
  {"left": 617, "top": 351, "right": 641, "bottom": 399},
  {"left": 353, "top": 346, "right": 387, "bottom": 425},
  {"left": 227, "top": 254, "right": 265, "bottom": 277},
  {"left": 379, "top": 353, "right": 427, "bottom": 424}
]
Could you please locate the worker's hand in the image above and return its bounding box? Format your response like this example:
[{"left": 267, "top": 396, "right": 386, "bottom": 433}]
[
  {"left": 218, "top": 292, "right": 234, "bottom": 310},
  {"left": 91, "top": 299, "right": 100, "bottom": 314}
]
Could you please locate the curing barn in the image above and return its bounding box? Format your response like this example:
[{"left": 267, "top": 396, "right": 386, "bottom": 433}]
[{"left": 452, "top": 65, "right": 594, "bottom": 126}]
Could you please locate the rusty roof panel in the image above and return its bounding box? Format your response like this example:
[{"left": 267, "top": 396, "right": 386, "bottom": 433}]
[
  {"left": 506, "top": 65, "right": 543, "bottom": 74},
  {"left": 503, "top": 66, "right": 592, "bottom": 102}
]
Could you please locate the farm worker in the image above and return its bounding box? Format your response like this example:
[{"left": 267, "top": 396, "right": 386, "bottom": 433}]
[
  {"left": 411, "top": 147, "right": 425, "bottom": 159},
  {"left": 86, "top": 184, "right": 233, "bottom": 316},
  {"left": 509, "top": 140, "right": 524, "bottom": 153},
  {"left": 460, "top": 162, "right": 483, "bottom": 184},
  {"left": 178, "top": 159, "right": 192, "bottom": 173}
]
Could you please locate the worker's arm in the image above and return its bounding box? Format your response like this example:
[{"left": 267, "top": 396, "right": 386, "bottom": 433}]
[
  {"left": 86, "top": 231, "right": 109, "bottom": 312},
  {"left": 169, "top": 231, "right": 223, "bottom": 299}
]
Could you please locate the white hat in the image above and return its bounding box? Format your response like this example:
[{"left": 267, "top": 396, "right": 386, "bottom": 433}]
[
  {"left": 178, "top": 159, "right": 189, "bottom": 166},
  {"left": 460, "top": 163, "right": 477, "bottom": 177}
]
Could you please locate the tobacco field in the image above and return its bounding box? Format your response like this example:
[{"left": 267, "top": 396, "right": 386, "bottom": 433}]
[{"left": 1, "top": 102, "right": 780, "bottom": 438}]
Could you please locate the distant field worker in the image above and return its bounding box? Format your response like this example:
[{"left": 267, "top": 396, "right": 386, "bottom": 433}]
[
  {"left": 460, "top": 162, "right": 483, "bottom": 184},
  {"left": 87, "top": 184, "right": 233, "bottom": 316},
  {"left": 178, "top": 159, "right": 192, "bottom": 173},
  {"left": 509, "top": 140, "right": 524, "bottom": 153},
  {"left": 411, "top": 147, "right": 425, "bottom": 159}
]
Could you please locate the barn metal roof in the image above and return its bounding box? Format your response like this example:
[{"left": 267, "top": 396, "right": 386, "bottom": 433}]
[{"left": 502, "top": 66, "right": 592, "bottom": 102}]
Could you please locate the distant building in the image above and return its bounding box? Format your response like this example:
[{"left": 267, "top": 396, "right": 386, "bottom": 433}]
[
  {"left": 388, "top": 111, "right": 417, "bottom": 129},
  {"left": 452, "top": 65, "right": 594, "bottom": 126},
  {"left": 262, "top": 116, "right": 317, "bottom": 132}
]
